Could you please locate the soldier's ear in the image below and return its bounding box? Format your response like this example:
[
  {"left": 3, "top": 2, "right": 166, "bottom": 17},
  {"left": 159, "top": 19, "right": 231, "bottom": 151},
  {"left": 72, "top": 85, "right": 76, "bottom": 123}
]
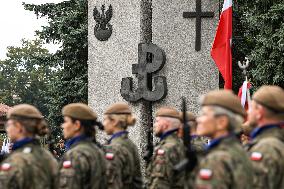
[
  {"left": 112, "top": 119, "right": 120, "bottom": 127},
  {"left": 74, "top": 120, "right": 82, "bottom": 131},
  {"left": 216, "top": 115, "right": 229, "bottom": 131},
  {"left": 14, "top": 121, "right": 24, "bottom": 133},
  {"left": 257, "top": 105, "right": 267, "bottom": 120}
]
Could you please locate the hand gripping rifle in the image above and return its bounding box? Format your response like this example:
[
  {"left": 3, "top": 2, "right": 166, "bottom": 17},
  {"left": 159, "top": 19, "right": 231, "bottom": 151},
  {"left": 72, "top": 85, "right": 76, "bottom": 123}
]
[{"left": 174, "top": 97, "right": 197, "bottom": 173}]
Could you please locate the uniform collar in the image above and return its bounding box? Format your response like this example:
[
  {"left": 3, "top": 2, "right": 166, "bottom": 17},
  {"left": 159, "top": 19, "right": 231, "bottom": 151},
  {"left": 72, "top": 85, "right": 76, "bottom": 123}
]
[
  {"left": 191, "top": 134, "right": 199, "bottom": 139},
  {"left": 206, "top": 134, "right": 233, "bottom": 151},
  {"left": 250, "top": 124, "right": 281, "bottom": 139},
  {"left": 66, "top": 135, "right": 88, "bottom": 150},
  {"left": 159, "top": 128, "right": 179, "bottom": 141},
  {"left": 12, "top": 137, "right": 35, "bottom": 151},
  {"left": 108, "top": 131, "right": 128, "bottom": 144}
]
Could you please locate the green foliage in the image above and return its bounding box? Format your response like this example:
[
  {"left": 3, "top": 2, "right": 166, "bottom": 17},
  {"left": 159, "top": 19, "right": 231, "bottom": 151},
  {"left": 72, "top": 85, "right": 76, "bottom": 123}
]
[
  {"left": 0, "top": 39, "right": 56, "bottom": 116},
  {"left": 234, "top": 0, "right": 284, "bottom": 89},
  {"left": 23, "top": 0, "right": 88, "bottom": 134}
]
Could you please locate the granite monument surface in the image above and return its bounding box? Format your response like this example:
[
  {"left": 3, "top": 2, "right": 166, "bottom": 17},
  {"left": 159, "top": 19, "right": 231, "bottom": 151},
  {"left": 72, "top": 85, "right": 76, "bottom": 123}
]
[{"left": 88, "top": 0, "right": 219, "bottom": 170}]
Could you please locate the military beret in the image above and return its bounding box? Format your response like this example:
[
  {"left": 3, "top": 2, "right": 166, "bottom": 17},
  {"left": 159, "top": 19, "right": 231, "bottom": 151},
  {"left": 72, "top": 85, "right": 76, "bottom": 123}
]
[
  {"left": 104, "top": 102, "right": 131, "bottom": 115},
  {"left": 155, "top": 107, "right": 181, "bottom": 120},
  {"left": 180, "top": 111, "right": 196, "bottom": 122},
  {"left": 201, "top": 90, "right": 246, "bottom": 117},
  {"left": 252, "top": 85, "right": 284, "bottom": 113},
  {"left": 62, "top": 103, "right": 97, "bottom": 120},
  {"left": 7, "top": 104, "right": 43, "bottom": 119}
]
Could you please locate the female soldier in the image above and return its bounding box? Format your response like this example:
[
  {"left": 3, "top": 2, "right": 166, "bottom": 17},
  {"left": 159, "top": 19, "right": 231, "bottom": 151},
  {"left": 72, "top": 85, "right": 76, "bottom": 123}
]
[
  {"left": 59, "top": 103, "right": 107, "bottom": 189},
  {"left": 103, "top": 102, "right": 143, "bottom": 189},
  {"left": 0, "top": 104, "right": 58, "bottom": 189}
]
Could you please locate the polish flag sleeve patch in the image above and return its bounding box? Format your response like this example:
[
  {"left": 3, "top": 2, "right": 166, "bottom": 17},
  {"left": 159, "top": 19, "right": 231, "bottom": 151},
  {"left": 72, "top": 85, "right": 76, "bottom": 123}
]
[
  {"left": 199, "top": 168, "right": 213, "bottom": 180},
  {"left": 250, "top": 152, "right": 262, "bottom": 161},
  {"left": 157, "top": 149, "right": 165, "bottom": 156},
  {"left": 63, "top": 160, "right": 72, "bottom": 169},
  {"left": 105, "top": 152, "right": 114, "bottom": 160},
  {"left": 1, "top": 163, "right": 11, "bottom": 171}
]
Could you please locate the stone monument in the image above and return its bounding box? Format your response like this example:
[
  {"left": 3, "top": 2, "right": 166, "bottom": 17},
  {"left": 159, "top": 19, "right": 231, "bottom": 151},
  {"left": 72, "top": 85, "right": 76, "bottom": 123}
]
[{"left": 88, "top": 0, "right": 219, "bottom": 169}]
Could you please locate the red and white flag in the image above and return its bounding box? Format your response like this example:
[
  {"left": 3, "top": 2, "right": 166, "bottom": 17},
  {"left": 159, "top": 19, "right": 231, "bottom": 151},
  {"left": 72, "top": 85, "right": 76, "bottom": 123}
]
[
  {"left": 238, "top": 80, "right": 251, "bottom": 110},
  {"left": 211, "top": 0, "right": 233, "bottom": 89}
]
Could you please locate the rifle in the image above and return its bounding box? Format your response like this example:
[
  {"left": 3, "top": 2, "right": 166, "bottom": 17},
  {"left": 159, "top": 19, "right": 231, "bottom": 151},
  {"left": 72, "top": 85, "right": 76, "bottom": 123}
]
[
  {"left": 46, "top": 133, "right": 56, "bottom": 157},
  {"left": 174, "top": 97, "right": 197, "bottom": 172},
  {"left": 143, "top": 126, "right": 153, "bottom": 165}
]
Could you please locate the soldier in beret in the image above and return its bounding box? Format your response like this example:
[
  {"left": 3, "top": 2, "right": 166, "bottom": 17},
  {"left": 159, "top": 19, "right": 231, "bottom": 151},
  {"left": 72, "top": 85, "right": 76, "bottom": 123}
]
[
  {"left": 180, "top": 111, "right": 208, "bottom": 189},
  {"left": 192, "top": 90, "right": 253, "bottom": 189},
  {"left": 146, "top": 107, "right": 186, "bottom": 189},
  {"left": 58, "top": 103, "right": 107, "bottom": 189},
  {"left": 102, "top": 102, "right": 142, "bottom": 189},
  {"left": 180, "top": 111, "right": 208, "bottom": 153},
  {"left": 0, "top": 104, "right": 58, "bottom": 189},
  {"left": 245, "top": 85, "right": 284, "bottom": 189}
]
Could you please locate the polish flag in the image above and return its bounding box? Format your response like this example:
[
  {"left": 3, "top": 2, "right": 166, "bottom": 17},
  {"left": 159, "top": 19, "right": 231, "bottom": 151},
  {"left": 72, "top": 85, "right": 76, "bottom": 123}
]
[
  {"left": 211, "top": 0, "right": 233, "bottom": 89},
  {"left": 238, "top": 80, "right": 251, "bottom": 110}
]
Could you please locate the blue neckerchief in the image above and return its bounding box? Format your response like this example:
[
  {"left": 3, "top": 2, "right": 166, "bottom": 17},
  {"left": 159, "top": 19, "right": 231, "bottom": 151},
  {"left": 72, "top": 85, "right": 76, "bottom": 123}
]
[
  {"left": 12, "top": 137, "right": 34, "bottom": 151},
  {"left": 66, "top": 135, "right": 88, "bottom": 150},
  {"left": 160, "top": 128, "right": 179, "bottom": 141},
  {"left": 205, "top": 134, "right": 233, "bottom": 151},
  {"left": 250, "top": 124, "right": 281, "bottom": 139},
  {"left": 108, "top": 131, "right": 128, "bottom": 144},
  {"left": 191, "top": 135, "right": 199, "bottom": 139}
]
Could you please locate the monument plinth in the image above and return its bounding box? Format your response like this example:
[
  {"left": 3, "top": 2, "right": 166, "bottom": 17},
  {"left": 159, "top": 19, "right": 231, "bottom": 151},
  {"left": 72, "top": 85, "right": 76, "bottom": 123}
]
[{"left": 88, "top": 0, "right": 219, "bottom": 170}]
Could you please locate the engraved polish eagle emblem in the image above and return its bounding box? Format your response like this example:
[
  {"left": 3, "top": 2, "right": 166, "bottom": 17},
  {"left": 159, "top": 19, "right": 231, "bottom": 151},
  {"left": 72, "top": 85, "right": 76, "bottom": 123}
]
[{"left": 93, "top": 4, "right": 113, "bottom": 41}]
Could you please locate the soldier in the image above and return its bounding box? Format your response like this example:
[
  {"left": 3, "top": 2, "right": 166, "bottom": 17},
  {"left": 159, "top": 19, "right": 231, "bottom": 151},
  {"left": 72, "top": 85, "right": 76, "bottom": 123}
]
[
  {"left": 193, "top": 90, "right": 253, "bottom": 189},
  {"left": 0, "top": 104, "right": 58, "bottom": 189},
  {"left": 146, "top": 107, "right": 186, "bottom": 189},
  {"left": 245, "top": 85, "right": 284, "bottom": 189},
  {"left": 58, "top": 103, "right": 107, "bottom": 189},
  {"left": 181, "top": 111, "right": 208, "bottom": 189},
  {"left": 180, "top": 111, "right": 208, "bottom": 153},
  {"left": 102, "top": 102, "right": 143, "bottom": 189}
]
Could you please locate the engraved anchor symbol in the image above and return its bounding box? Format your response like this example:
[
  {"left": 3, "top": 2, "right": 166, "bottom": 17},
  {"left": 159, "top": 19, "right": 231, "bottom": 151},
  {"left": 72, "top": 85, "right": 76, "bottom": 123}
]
[{"left": 121, "top": 43, "right": 167, "bottom": 102}]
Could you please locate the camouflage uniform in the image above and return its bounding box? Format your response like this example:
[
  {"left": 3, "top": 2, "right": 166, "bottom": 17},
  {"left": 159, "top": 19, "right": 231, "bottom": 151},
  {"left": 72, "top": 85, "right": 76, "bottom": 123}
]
[
  {"left": 245, "top": 125, "right": 284, "bottom": 189},
  {"left": 194, "top": 136, "right": 254, "bottom": 189},
  {"left": 191, "top": 135, "right": 207, "bottom": 154},
  {"left": 104, "top": 131, "right": 142, "bottom": 189},
  {"left": 146, "top": 129, "right": 186, "bottom": 189},
  {"left": 0, "top": 138, "right": 58, "bottom": 189},
  {"left": 184, "top": 135, "right": 207, "bottom": 189},
  {"left": 58, "top": 136, "right": 107, "bottom": 189}
]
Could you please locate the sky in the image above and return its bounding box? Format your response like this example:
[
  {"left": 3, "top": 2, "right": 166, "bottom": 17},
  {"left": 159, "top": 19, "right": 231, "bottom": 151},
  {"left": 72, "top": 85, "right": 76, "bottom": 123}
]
[{"left": 0, "top": 0, "right": 65, "bottom": 59}]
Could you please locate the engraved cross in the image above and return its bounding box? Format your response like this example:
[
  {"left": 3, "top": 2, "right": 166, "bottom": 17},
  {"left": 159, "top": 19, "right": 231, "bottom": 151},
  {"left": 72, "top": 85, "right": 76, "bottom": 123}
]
[{"left": 183, "top": 0, "right": 214, "bottom": 51}]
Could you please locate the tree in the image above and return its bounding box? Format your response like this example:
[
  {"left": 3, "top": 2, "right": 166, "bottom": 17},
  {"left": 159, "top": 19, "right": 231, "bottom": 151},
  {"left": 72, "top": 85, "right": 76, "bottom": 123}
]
[
  {"left": 0, "top": 39, "right": 57, "bottom": 116},
  {"left": 234, "top": 0, "right": 284, "bottom": 89},
  {"left": 23, "top": 0, "right": 88, "bottom": 134}
]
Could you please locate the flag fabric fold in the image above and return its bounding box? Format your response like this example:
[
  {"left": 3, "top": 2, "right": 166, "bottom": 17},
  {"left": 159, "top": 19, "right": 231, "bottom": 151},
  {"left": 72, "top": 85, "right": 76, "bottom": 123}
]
[
  {"left": 238, "top": 80, "right": 251, "bottom": 111},
  {"left": 211, "top": 0, "right": 233, "bottom": 89}
]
